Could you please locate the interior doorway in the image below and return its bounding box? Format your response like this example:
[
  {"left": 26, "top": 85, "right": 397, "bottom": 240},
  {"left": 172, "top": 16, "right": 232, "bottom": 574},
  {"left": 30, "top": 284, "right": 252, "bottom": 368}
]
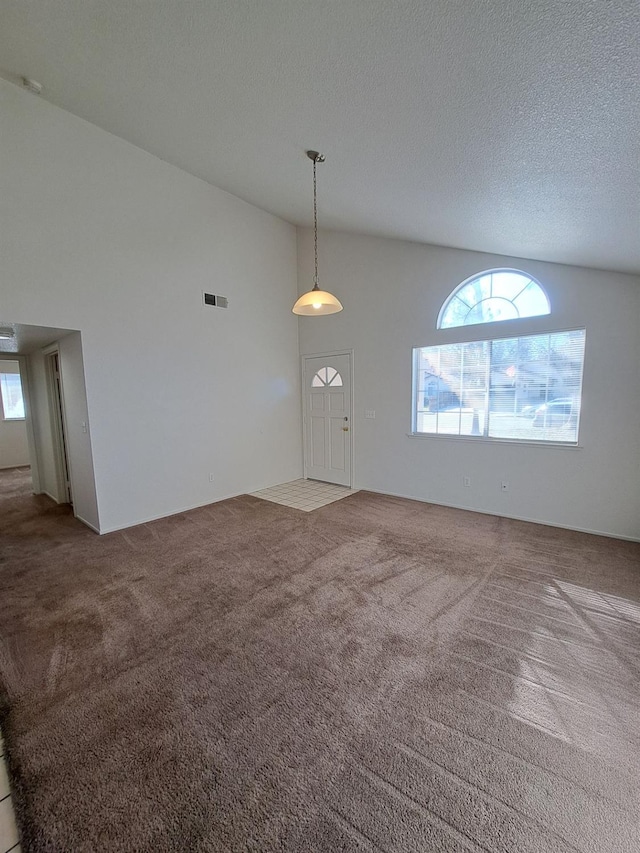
[
  {"left": 303, "top": 352, "right": 352, "bottom": 487},
  {"left": 0, "top": 322, "right": 99, "bottom": 530}
]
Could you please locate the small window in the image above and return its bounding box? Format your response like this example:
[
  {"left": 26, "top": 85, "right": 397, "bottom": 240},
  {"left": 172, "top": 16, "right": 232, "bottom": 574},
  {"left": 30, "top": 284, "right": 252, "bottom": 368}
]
[
  {"left": 412, "top": 329, "right": 585, "bottom": 444},
  {"left": 312, "top": 367, "right": 343, "bottom": 387},
  {"left": 0, "top": 363, "right": 26, "bottom": 420},
  {"left": 438, "top": 270, "right": 550, "bottom": 329}
]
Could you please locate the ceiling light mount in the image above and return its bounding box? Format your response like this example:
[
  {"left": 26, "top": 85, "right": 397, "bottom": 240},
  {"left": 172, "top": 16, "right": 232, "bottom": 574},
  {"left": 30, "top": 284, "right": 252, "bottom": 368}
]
[
  {"left": 22, "top": 77, "right": 43, "bottom": 95},
  {"left": 292, "top": 150, "right": 343, "bottom": 316}
]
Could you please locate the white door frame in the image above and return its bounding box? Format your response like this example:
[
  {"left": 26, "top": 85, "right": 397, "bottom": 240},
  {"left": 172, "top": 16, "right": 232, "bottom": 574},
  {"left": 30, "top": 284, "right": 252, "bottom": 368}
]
[
  {"left": 301, "top": 349, "right": 354, "bottom": 488},
  {"left": 43, "top": 343, "right": 73, "bottom": 504}
]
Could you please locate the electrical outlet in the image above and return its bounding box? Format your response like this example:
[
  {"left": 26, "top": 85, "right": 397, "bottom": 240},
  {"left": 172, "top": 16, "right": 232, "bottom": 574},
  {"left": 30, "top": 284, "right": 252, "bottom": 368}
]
[
  {"left": 501, "top": 481, "right": 509, "bottom": 491},
  {"left": 365, "top": 409, "right": 376, "bottom": 419},
  {"left": 463, "top": 476, "right": 471, "bottom": 487},
  {"left": 209, "top": 473, "right": 215, "bottom": 483}
]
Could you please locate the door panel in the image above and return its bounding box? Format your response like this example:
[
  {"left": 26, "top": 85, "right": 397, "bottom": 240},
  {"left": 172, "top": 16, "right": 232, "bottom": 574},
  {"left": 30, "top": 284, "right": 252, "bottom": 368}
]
[
  {"left": 329, "top": 391, "right": 345, "bottom": 411},
  {"left": 311, "top": 417, "right": 326, "bottom": 467},
  {"left": 329, "top": 417, "right": 345, "bottom": 469},
  {"left": 304, "top": 354, "right": 351, "bottom": 486}
]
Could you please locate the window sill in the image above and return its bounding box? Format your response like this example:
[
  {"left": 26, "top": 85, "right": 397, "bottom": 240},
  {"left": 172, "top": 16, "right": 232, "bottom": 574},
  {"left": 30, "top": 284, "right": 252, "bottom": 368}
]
[{"left": 407, "top": 432, "right": 583, "bottom": 449}]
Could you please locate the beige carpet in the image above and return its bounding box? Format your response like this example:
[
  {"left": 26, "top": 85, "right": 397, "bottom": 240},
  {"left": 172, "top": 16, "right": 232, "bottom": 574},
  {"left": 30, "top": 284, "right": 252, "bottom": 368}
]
[{"left": 0, "top": 466, "right": 639, "bottom": 852}]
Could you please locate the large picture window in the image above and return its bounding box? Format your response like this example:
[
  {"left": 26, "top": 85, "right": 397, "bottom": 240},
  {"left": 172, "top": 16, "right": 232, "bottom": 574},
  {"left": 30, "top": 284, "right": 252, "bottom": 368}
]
[{"left": 412, "top": 329, "right": 586, "bottom": 443}]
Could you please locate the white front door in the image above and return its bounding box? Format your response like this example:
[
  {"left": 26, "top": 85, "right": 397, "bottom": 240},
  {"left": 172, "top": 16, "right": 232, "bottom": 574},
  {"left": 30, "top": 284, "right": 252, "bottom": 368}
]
[{"left": 303, "top": 353, "right": 352, "bottom": 487}]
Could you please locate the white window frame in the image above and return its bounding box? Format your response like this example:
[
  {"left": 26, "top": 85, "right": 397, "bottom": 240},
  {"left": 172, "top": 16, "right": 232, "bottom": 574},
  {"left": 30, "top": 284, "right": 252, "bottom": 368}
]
[
  {"left": 0, "top": 366, "right": 26, "bottom": 421},
  {"left": 410, "top": 327, "right": 586, "bottom": 447},
  {"left": 437, "top": 268, "right": 550, "bottom": 330}
]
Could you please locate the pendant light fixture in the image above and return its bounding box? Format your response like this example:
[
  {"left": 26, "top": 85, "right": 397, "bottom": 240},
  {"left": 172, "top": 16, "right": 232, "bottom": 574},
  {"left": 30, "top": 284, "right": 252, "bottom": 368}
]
[{"left": 292, "top": 151, "right": 343, "bottom": 316}]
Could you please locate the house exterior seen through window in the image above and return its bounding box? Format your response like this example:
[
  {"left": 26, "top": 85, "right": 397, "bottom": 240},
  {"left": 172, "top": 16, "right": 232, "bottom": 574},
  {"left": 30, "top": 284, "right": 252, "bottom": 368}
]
[{"left": 414, "top": 270, "right": 585, "bottom": 444}]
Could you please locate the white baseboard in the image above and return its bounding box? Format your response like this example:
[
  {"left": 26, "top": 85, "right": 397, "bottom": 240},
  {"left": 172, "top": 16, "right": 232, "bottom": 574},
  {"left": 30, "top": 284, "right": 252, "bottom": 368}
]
[
  {"left": 97, "top": 491, "right": 247, "bottom": 535},
  {"left": 361, "top": 487, "right": 640, "bottom": 543},
  {"left": 68, "top": 485, "right": 640, "bottom": 543}
]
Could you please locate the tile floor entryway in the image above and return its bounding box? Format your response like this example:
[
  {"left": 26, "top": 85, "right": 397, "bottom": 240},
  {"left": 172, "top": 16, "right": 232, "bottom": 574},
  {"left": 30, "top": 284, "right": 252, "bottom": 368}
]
[
  {"left": 0, "top": 728, "right": 20, "bottom": 853},
  {"left": 251, "top": 479, "right": 358, "bottom": 511}
]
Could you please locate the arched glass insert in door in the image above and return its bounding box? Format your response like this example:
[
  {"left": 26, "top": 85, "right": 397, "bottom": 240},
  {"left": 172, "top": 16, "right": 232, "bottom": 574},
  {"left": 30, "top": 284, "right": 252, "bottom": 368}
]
[{"left": 311, "top": 366, "right": 343, "bottom": 387}]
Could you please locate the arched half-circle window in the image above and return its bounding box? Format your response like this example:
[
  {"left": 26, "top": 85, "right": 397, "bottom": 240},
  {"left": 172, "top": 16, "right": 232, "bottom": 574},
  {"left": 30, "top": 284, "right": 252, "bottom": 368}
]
[
  {"left": 438, "top": 269, "right": 550, "bottom": 329},
  {"left": 311, "top": 366, "right": 343, "bottom": 387}
]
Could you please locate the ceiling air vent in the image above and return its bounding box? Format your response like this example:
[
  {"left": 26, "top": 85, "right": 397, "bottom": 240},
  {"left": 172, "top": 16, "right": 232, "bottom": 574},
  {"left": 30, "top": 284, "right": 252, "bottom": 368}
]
[{"left": 203, "top": 293, "right": 228, "bottom": 308}]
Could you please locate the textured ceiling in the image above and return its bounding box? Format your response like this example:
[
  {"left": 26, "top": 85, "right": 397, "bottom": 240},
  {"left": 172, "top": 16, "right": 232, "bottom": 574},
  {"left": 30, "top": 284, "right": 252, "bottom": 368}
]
[
  {"left": 0, "top": 323, "right": 74, "bottom": 355},
  {"left": 1, "top": 0, "right": 639, "bottom": 273}
]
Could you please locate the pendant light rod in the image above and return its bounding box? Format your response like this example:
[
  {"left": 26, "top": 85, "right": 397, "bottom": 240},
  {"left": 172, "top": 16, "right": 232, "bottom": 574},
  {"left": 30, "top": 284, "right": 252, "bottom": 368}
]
[
  {"left": 292, "top": 149, "right": 343, "bottom": 316},
  {"left": 307, "top": 150, "right": 325, "bottom": 291}
]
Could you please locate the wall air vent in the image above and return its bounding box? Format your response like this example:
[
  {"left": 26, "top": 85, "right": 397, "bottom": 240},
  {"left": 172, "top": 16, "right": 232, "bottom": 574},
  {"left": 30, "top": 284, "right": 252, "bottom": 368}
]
[{"left": 203, "top": 293, "right": 228, "bottom": 308}]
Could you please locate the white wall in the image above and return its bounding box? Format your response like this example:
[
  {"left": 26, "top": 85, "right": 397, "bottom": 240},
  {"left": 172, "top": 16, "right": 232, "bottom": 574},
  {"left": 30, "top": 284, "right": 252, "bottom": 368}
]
[
  {"left": 1, "top": 79, "right": 302, "bottom": 532},
  {"left": 0, "top": 419, "right": 29, "bottom": 469},
  {"left": 297, "top": 228, "right": 640, "bottom": 540},
  {"left": 0, "top": 360, "right": 29, "bottom": 468}
]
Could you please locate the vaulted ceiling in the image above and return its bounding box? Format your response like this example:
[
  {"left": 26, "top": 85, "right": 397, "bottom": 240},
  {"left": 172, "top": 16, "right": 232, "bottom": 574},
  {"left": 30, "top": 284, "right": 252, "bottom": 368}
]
[{"left": 2, "top": 0, "right": 638, "bottom": 273}]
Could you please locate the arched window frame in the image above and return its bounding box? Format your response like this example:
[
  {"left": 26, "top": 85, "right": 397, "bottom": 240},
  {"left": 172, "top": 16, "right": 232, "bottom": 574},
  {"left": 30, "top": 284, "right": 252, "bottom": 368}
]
[
  {"left": 436, "top": 268, "right": 550, "bottom": 330},
  {"left": 311, "top": 366, "right": 343, "bottom": 387}
]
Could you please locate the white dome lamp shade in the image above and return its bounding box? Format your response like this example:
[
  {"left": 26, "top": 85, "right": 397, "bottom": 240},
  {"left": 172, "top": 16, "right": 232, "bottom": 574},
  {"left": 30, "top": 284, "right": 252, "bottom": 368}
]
[
  {"left": 292, "top": 287, "right": 343, "bottom": 315},
  {"left": 292, "top": 151, "right": 343, "bottom": 316}
]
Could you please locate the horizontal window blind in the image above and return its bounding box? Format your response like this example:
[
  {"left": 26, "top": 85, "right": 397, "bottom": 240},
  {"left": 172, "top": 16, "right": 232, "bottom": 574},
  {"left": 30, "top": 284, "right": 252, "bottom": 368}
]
[{"left": 413, "top": 329, "right": 586, "bottom": 443}]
